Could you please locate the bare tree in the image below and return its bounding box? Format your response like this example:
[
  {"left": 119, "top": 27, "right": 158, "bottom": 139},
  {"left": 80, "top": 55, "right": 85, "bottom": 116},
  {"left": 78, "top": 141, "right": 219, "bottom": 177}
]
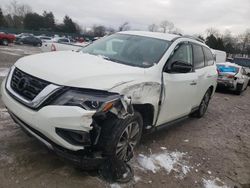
[
  {"left": 6, "top": 0, "right": 31, "bottom": 17},
  {"left": 205, "top": 27, "right": 220, "bottom": 38},
  {"left": 4, "top": 0, "right": 31, "bottom": 28},
  {"left": 239, "top": 29, "right": 250, "bottom": 56},
  {"left": 160, "top": 20, "right": 174, "bottom": 33},
  {"left": 148, "top": 23, "right": 158, "bottom": 32},
  {"left": 119, "top": 22, "right": 130, "bottom": 31},
  {"left": 93, "top": 25, "right": 106, "bottom": 37}
]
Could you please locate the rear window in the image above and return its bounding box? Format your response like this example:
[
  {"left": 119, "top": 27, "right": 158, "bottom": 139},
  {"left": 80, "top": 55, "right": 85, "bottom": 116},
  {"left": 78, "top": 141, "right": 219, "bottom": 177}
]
[{"left": 216, "top": 64, "right": 239, "bottom": 73}]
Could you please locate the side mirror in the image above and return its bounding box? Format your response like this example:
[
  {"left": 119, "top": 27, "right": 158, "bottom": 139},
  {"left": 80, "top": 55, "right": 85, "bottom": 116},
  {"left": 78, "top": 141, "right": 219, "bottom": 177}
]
[{"left": 166, "top": 61, "right": 193, "bottom": 73}]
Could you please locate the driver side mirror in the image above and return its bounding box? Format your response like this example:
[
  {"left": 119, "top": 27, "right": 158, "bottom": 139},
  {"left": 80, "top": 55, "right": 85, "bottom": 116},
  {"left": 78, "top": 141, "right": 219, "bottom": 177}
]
[{"left": 165, "top": 61, "right": 193, "bottom": 73}]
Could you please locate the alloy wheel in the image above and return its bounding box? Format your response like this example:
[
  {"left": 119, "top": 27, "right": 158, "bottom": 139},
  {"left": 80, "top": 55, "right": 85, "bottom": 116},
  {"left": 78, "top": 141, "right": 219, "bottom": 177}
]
[
  {"left": 116, "top": 121, "right": 140, "bottom": 161},
  {"left": 200, "top": 92, "right": 210, "bottom": 115}
]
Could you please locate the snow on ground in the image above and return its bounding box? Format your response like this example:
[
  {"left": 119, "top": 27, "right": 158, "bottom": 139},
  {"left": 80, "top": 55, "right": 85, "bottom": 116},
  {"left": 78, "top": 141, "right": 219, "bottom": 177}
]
[
  {"left": 110, "top": 183, "right": 121, "bottom": 188},
  {"left": 0, "top": 108, "right": 10, "bottom": 119},
  {"left": 136, "top": 150, "right": 191, "bottom": 178},
  {"left": 0, "top": 46, "right": 40, "bottom": 56},
  {"left": 0, "top": 68, "right": 9, "bottom": 77},
  {"left": 203, "top": 178, "right": 228, "bottom": 188},
  {"left": 0, "top": 51, "right": 22, "bottom": 56}
]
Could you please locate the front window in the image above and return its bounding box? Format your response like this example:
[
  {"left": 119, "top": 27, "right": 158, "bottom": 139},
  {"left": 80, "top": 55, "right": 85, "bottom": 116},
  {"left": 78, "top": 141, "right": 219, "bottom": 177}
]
[{"left": 81, "top": 34, "right": 171, "bottom": 68}]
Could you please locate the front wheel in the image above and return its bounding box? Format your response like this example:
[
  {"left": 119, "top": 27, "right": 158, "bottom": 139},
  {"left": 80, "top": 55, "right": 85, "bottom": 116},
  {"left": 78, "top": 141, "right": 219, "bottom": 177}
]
[{"left": 99, "top": 112, "right": 143, "bottom": 162}]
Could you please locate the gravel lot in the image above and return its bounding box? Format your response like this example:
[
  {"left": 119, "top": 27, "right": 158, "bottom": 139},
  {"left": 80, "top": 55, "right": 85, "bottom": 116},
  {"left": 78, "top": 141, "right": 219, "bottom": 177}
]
[{"left": 0, "top": 45, "right": 249, "bottom": 188}]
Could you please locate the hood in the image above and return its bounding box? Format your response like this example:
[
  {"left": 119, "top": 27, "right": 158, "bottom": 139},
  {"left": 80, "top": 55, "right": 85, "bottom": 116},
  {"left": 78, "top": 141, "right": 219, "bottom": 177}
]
[{"left": 15, "top": 51, "right": 145, "bottom": 90}]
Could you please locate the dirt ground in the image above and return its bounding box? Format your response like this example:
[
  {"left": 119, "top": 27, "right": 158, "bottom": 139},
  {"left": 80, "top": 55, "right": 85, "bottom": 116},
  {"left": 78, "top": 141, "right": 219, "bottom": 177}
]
[{"left": 0, "top": 45, "right": 249, "bottom": 188}]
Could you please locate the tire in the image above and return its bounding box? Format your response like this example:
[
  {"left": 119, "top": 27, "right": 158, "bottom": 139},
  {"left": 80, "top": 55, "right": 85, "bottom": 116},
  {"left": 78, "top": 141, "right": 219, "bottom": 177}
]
[
  {"left": 2, "top": 39, "right": 9, "bottom": 46},
  {"left": 98, "top": 112, "right": 143, "bottom": 162},
  {"left": 235, "top": 83, "right": 243, "bottom": 95},
  {"left": 194, "top": 89, "right": 212, "bottom": 118}
]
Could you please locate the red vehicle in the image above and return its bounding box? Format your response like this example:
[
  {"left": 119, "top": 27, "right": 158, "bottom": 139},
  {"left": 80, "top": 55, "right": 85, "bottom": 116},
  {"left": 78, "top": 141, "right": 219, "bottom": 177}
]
[{"left": 0, "top": 32, "right": 16, "bottom": 46}]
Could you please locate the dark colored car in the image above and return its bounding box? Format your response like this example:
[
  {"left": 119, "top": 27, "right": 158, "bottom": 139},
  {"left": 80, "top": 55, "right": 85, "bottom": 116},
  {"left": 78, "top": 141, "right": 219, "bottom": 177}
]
[
  {"left": 0, "top": 32, "right": 16, "bottom": 46},
  {"left": 15, "top": 36, "right": 42, "bottom": 47}
]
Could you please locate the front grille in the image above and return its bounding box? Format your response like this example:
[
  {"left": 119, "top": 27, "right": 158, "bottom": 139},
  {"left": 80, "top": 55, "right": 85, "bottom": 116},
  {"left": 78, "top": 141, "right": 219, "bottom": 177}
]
[{"left": 10, "top": 68, "right": 50, "bottom": 101}]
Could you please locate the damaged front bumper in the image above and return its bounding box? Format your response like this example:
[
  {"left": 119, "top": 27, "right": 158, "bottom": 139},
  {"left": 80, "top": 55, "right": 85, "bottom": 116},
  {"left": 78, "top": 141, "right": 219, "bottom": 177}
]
[
  {"left": 1, "top": 80, "right": 133, "bottom": 168},
  {"left": 9, "top": 111, "right": 106, "bottom": 169}
]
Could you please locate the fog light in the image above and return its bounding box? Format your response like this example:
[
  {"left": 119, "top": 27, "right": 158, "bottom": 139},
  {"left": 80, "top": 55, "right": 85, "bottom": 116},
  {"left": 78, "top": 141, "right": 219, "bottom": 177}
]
[{"left": 56, "top": 128, "right": 91, "bottom": 146}]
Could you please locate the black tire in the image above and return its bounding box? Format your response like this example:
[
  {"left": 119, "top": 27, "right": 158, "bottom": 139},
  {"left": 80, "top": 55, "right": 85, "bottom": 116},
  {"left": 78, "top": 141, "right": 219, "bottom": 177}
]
[
  {"left": 2, "top": 39, "right": 9, "bottom": 46},
  {"left": 98, "top": 112, "right": 143, "bottom": 162},
  {"left": 235, "top": 83, "right": 243, "bottom": 95},
  {"left": 194, "top": 89, "right": 212, "bottom": 118}
]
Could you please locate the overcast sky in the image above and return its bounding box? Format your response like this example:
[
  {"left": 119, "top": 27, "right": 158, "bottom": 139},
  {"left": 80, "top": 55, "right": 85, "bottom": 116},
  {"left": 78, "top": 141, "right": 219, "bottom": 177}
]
[{"left": 1, "top": 0, "right": 250, "bottom": 35}]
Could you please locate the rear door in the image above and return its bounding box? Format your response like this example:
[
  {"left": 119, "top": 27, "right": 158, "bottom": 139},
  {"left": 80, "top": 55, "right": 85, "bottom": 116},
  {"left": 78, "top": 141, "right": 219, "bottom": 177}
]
[
  {"left": 157, "top": 42, "right": 198, "bottom": 125},
  {"left": 192, "top": 44, "right": 210, "bottom": 106}
]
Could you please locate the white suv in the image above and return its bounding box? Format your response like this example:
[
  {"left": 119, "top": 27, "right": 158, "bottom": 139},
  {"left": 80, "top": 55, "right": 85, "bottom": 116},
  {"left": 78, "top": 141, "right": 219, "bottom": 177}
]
[{"left": 1, "top": 31, "right": 217, "bottom": 169}]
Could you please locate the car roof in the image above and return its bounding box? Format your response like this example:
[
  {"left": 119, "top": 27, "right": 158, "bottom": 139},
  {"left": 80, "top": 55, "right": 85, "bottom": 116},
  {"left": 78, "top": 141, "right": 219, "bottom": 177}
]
[
  {"left": 118, "top": 31, "right": 180, "bottom": 41},
  {"left": 216, "top": 62, "right": 241, "bottom": 68}
]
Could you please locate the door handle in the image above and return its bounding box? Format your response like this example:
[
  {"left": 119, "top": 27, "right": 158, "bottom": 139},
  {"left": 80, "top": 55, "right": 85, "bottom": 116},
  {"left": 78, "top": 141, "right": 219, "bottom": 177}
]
[{"left": 190, "top": 81, "right": 197, "bottom": 85}]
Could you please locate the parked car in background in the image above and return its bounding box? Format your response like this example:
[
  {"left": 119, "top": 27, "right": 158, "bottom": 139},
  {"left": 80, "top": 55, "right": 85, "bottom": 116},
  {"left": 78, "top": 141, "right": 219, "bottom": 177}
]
[
  {"left": 37, "top": 36, "right": 52, "bottom": 43},
  {"left": 1, "top": 31, "right": 218, "bottom": 168},
  {"left": 216, "top": 62, "right": 249, "bottom": 94},
  {"left": 41, "top": 37, "right": 89, "bottom": 52},
  {"left": 231, "top": 57, "right": 250, "bottom": 86},
  {"left": 15, "top": 33, "right": 34, "bottom": 41},
  {"left": 15, "top": 36, "right": 42, "bottom": 47},
  {"left": 0, "top": 32, "right": 16, "bottom": 46},
  {"left": 232, "top": 57, "right": 250, "bottom": 74}
]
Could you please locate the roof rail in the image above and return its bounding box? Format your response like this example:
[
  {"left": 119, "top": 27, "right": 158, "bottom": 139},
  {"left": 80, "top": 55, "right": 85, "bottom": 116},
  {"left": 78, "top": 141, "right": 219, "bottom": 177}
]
[{"left": 182, "top": 35, "right": 205, "bottom": 43}]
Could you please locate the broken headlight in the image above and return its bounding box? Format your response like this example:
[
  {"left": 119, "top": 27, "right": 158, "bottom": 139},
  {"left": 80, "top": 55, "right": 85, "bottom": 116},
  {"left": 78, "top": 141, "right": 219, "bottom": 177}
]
[{"left": 52, "top": 89, "right": 121, "bottom": 111}]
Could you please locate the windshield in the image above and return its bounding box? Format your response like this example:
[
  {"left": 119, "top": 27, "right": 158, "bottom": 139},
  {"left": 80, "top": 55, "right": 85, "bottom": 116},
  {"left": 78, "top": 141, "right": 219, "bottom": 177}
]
[
  {"left": 81, "top": 34, "right": 171, "bottom": 68},
  {"left": 217, "top": 64, "right": 239, "bottom": 73}
]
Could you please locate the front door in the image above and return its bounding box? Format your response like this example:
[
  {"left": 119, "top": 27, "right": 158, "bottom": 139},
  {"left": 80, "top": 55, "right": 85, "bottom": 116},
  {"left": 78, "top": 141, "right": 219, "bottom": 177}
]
[{"left": 157, "top": 43, "right": 198, "bottom": 126}]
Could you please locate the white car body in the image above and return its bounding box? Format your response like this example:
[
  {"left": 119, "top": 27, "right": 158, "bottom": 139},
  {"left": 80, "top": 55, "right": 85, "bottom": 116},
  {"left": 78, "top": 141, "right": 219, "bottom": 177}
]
[
  {"left": 217, "top": 62, "right": 249, "bottom": 92},
  {"left": 1, "top": 31, "right": 218, "bottom": 167}
]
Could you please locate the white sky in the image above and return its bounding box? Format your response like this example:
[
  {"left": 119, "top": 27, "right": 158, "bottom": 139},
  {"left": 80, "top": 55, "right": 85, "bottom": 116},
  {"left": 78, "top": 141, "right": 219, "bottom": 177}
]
[{"left": 1, "top": 0, "right": 249, "bottom": 35}]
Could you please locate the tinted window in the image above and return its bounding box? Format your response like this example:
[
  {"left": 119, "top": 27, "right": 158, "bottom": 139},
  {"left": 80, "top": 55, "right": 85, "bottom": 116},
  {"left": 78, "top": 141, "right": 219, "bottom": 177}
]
[
  {"left": 168, "top": 43, "right": 193, "bottom": 65},
  {"left": 203, "top": 47, "right": 214, "bottom": 66},
  {"left": 193, "top": 45, "right": 205, "bottom": 69}
]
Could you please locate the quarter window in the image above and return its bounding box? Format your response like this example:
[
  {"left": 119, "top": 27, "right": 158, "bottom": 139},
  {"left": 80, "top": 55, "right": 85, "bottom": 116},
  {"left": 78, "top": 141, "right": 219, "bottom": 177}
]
[
  {"left": 203, "top": 47, "right": 214, "bottom": 66},
  {"left": 193, "top": 45, "right": 205, "bottom": 69}
]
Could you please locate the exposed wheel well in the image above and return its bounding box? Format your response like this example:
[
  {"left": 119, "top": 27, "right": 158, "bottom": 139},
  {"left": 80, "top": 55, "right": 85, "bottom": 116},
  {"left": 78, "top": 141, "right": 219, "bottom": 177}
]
[{"left": 133, "top": 104, "right": 154, "bottom": 127}]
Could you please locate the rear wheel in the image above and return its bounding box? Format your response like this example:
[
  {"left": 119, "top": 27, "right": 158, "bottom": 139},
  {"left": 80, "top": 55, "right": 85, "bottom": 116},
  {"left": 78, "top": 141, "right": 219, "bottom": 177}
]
[
  {"left": 194, "top": 89, "right": 212, "bottom": 118},
  {"left": 235, "top": 83, "right": 243, "bottom": 95},
  {"left": 99, "top": 112, "right": 143, "bottom": 162}
]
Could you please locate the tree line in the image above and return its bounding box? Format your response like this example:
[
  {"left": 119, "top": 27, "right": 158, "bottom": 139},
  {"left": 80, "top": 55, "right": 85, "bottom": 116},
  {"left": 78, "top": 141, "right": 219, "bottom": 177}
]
[
  {"left": 0, "top": 1, "right": 249, "bottom": 56},
  {"left": 0, "top": 1, "right": 80, "bottom": 34}
]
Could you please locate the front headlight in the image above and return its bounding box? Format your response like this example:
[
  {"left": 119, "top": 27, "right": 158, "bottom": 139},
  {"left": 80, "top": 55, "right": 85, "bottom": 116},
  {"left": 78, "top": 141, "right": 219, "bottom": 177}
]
[{"left": 52, "top": 89, "right": 121, "bottom": 111}]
